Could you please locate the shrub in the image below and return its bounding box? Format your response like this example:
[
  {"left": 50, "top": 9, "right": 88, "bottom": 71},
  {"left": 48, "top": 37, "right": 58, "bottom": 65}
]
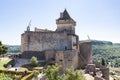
[
  {"left": 0, "top": 73, "right": 12, "bottom": 80},
  {"left": 0, "top": 69, "right": 31, "bottom": 75},
  {"left": 32, "top": 70, "right": 39, "bottom": 78},
  {"left": 30, "top": 56, "right": 38, "bottom": 67},
  {"left": 101, "top": 58, "right": 105, "bottom": 66}
]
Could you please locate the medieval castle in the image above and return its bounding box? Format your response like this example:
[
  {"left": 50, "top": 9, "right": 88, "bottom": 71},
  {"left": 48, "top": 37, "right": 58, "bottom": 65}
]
[
  {"left": 21, "top": 9, "right": 109, "bottom": 80},
  {"left": 21, "top": 9, "right": 92, "bottom": 71},
  {"left": 21, "top": 9, "right": 110, "bottom": 80}
]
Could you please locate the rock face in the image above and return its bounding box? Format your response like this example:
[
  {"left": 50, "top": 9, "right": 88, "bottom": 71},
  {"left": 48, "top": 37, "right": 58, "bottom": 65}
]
[{"left": 21, "top": 9, "right": 92, "bottom": 71}]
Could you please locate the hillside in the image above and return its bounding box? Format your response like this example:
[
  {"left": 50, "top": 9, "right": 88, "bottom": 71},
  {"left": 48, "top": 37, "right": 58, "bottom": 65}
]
[
  {"left": 92, "top": 40, "right": 113, "bottom": 45},
  {"left": 92, "top": 40, "right": 120, "bottom": 67}
]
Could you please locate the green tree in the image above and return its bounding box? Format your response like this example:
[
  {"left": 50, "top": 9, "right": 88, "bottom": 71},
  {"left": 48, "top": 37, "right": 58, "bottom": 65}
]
[
  {"left": 0, "top": 41, "right": 8, "bottom": 55},
  {"left": 32, "top": 70, "right": 39, "bottom": 78},
  {"left": 45, "top": 64, "right": 86, "bottom": 80},
  {"left": 30, "top": 56, "right": 38, "bottom": 67},
  {"left": 65, "top": 69, "right": 86, "bottom": 80},
  {"left": 45, "top": 64, "right": 60, "bottom": 80},
  {"left": 101, "top": 58, "right": 105, "bottom": 66}
]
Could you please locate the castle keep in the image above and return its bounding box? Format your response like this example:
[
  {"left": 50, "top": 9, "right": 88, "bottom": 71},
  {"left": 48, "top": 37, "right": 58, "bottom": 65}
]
[{"left": 21, "top": 9, "right": 92, "bottom": 70}]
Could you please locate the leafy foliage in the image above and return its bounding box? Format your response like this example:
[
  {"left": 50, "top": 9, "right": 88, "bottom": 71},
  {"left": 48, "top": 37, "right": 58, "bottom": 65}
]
[
  {"left": 64, "top": 69, "right": 86, "bottom": 80},
  {"left": 32, "top": 70, "right": 39, "bottom": 78},
  {"left": 92, "top": 44, "right": 120, "bottom": 67},
  {"left": 0, "top": 41, "right": 8, "bottom": 55},
  {"left": 0, "top": 73, "right": 12, "bottom": 80},
  {"left": 45, "top": 64, "right": 60, "bottom": 80},
  {"left": 45, "top": 64, "right": 86, "bottom": 80},
  {"left": 30, "top": 56, "right": 38, "bottom": 67},
  {"left": 101, "top": 58, "right": 105, "bottom": 66}
]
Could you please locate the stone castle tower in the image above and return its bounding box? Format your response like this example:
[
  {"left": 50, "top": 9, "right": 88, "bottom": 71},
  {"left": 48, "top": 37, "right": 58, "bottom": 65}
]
[
  {"left": 56, "top": 9, "right": 76, "bottom": 34},
  {"left": 21, "top": 9, "right": 92, "bottom": 70}
]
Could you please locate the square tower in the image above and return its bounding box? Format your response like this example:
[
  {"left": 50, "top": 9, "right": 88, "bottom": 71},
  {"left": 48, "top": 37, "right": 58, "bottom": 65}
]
[{"left": 56, "top": 9, "right": 76, "bottom": 34}]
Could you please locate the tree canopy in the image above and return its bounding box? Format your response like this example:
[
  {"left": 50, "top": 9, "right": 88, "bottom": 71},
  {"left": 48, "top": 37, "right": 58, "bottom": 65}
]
[
  {"left": 92, "top": 44, "right": 120, "bottom": 67},
  {"left": 45, "top": 64, "right": 86, "bottom": 80},
  {"left": 30, "top": 56, "right": 38, "bottom": 67},
  {"left": 0, "top": 41, "right": 8, "bottom": 55}
]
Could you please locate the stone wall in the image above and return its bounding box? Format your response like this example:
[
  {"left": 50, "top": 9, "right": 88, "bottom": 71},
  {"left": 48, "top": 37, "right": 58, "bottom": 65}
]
[
  {"left": 21, "top": 30, "right": 79, "bottom": 53},
  {"left": 21, "top": 32, "right": 73, "bottom": 52},
  {"left": 21, "top": 51, "right": 45, "bottom": 60},
  {"left": 45, "top": 50, "right": 79, "bottom": 72},
  {"left": 79, "top": 41, "right": 92, "bottom": 68},
  {"left": 45, "top": 50, "right": 56, "bottom": 61},
  {"left": 56, "top": 20, "right": 76, "bottom": 34}
]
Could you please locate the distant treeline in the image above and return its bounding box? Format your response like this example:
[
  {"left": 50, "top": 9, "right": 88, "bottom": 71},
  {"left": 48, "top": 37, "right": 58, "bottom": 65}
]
[
  {"left": 7, "top": 45, "right": 20, "bottom": 53},
  {"left": 91, "top": 40, "right": 113, "bottom": 45}
]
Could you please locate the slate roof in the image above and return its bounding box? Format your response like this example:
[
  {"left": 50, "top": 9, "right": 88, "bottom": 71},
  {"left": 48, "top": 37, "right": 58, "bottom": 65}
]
[{"left": 57, "top": 9, "right": 74, "bottom": 21}]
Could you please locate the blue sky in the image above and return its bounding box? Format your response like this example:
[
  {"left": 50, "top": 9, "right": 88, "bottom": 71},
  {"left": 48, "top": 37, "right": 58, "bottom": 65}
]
[{"left": 0, "top": 0, "right": 120, "bottom": 45}]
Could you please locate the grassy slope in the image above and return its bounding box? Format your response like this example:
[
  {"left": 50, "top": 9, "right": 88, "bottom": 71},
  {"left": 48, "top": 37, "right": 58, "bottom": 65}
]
[{"left": 0, "top": 58, "right": 11, "bottom": 70}]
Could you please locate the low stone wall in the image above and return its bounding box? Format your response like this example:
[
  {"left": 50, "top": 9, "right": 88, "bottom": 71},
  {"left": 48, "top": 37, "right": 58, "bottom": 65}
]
[
  {"left": 101, "top": 68, "right": 109, "bottom": 80},
  {"left": 85, "top": 64, "right": 96, "bottom": 76}
]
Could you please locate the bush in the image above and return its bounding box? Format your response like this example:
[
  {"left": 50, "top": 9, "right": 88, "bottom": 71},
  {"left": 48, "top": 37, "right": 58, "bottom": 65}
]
[
  {"left": 32, "top": 70, "right": 39, "bottom": 78},
  {"left": 30, "top": 56, "right": 38, "bottom": 67},
  {"left": 0, "top": 69, "right": 31, "bottom": 75}
]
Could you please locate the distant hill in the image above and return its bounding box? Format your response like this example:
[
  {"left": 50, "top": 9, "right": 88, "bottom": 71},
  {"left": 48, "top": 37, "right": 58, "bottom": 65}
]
[
  {"left": 114, "top": 43, "right": 120, "bottom": 46},
  {"left": 91, "top": 40, "right": 113, "bottom": 45},
  {"left": 92, "top": 40, "right": 120, "bottom": 67}
]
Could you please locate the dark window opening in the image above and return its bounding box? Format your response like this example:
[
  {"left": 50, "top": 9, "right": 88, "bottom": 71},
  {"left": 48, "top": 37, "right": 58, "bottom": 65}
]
[
  {"left": 68, "top": 60, "right": 72, "bottom": 61},
  {"left": 59, "top": 59, "right": 63, "bottom": 61},
  {"left": 51, "top": 58, "right": 55, "bottom": 61},
  {"left": 65, "top": 46, "right": 67, "bottom": 50}
]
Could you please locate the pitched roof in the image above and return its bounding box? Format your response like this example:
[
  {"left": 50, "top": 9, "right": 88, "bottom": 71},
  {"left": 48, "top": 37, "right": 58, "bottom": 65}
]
[{"left": 57, "top": 9, "right": 74, "bottom": 20}]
